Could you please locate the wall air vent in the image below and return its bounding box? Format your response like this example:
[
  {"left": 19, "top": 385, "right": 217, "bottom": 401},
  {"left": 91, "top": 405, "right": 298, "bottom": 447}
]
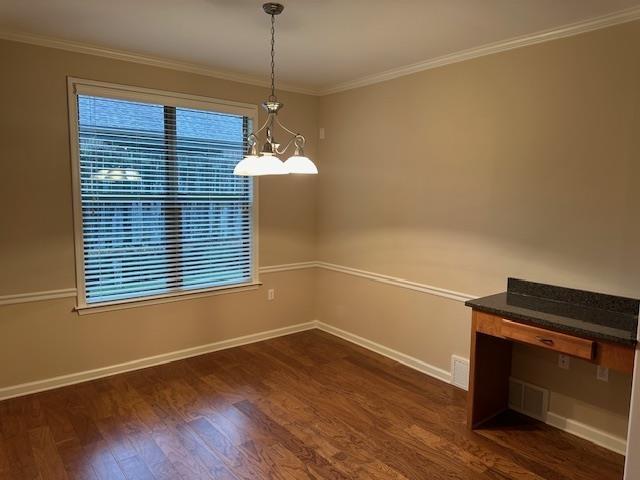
[
  {"left": 508, "top": 377, "right": 549, "bottom": 421},
  {"left": 451, "top": 355, "right": 470, "bottom": 390}
]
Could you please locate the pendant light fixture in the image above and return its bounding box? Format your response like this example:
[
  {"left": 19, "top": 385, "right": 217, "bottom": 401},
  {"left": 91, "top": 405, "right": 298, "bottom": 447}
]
[{"left": 234, "top": 3, "right": 318, "bottom": 176}]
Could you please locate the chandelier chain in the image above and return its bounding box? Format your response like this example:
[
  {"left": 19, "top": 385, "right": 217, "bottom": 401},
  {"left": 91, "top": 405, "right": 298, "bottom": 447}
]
[
  {"left": 270, "top": 13, "right": 276, "bottom": 101},
  {"left": 233, "top": 3, "right": 317, "bottom": 175}
]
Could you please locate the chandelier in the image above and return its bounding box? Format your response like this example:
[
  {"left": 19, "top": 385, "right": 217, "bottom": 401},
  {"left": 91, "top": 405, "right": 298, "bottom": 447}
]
[{"left": 234, "top": 3, "right": 318, "bottom": 176}]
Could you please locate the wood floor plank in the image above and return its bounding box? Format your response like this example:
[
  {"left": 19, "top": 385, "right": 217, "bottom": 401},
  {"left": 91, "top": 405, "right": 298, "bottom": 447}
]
[
  {"left": 55, "top": 438, "right": 100, "bottom": 480},
  {"left": 65, "top": 396, "right": 104, "bottom": 448},
  {"left": 321, "top": 354, "right": 573, "bottom": 480},
  {"left": 172, "top": 423, "right": 239, "bottom": 480},
  {"left": 240, "top": 441, "right": 313, "bottom": 480},
  {"left": 151, "top": 428, "right": 215, "bottom": 480},
  {"left": 233, "top": 400, "right": 352, "bottom": 480},
  {"left": 0, "top": 330, "right": 625, "bottom": 480},
  {"left": 0, "top": 416, "right": 41, "bottom": 479},
  {"left": 188, "top": 416, "right": 278, "bottom": 479},
  {"left": 0, "top": 434, "right": 22, "bottom": 480},
  {"left": 118, "top": 455, "right": 156, "bottom": 480},
  {"left": 237, "top": 342, "right": 418, "bottom": 479},
  {"left": 28, "top": 426, "right": 69, "bottom": 480},
  {"left": 83, "top": 441, "right": 127, "bottom": 480},
  {"left": 124, "top": 433, "right": 179, "bottom": 480},
  {"left": 39, "top": 392, "right": 78, "bottom": 447},
  {"left": 259, "top": 370, "right": 483, "bottom": 480}
]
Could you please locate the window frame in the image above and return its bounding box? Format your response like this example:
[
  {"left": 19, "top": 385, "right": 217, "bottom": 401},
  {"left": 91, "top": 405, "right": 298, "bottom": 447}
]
[{"left": 67, "top": 77, "right": 260, "bottom": 313}]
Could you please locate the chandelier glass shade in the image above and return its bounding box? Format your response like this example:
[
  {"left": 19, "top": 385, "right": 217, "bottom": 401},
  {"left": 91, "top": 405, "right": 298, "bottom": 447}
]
[
  {"left": 234, "top": 3, "right": 318, "bottom": 177},
  {"left": 234, "top": 154, "right": 288, "bottom": 176},
  {"left": 284, "top": 154, "right": 318, "bottom": 174}
]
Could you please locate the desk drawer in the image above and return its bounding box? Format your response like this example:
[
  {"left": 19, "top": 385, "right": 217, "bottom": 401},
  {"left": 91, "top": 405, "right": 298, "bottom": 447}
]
[{"left": 500, "top": 319, "right": 594, "bottom": 360}]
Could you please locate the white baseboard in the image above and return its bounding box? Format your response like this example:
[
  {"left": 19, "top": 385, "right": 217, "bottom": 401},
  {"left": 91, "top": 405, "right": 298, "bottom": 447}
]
[
  {"left": 315, "top": 321, "right": 452, "bottom": 384},
  {"left": 546, "top": 411, "right": 627, "bottom": 455},
  {"left": 0, "top": 321, "right": 316, "bottom": 401},
  {"left": 0, "top": 318, "right": 627, "bottom": 456},
  {"left": 315, "top": 321, "right": 626, "bottom": 455},
  {"left": 1, "top": 320, "right": 451, "bottom": 401}
]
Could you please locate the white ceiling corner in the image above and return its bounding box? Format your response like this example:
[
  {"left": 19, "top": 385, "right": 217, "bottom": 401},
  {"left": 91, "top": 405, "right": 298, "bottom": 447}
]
[{"left": 1, "top": 0, "right": 639, "bottom": 96}]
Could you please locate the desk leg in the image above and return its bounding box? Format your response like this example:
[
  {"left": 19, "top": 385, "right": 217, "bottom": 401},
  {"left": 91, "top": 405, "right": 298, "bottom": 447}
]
[{"left": 467, "top": 318, "right": 513, "bottom": 429}]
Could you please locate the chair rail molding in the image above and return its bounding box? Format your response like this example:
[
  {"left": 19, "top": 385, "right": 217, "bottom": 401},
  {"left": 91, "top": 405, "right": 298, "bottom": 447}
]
[
  {"left": 0, "top": 261, "right": 477, "bottom": 307},
  {"left": 315, "top": 261, "right": 475, "bottom": 303},
  {"left": 0, "top": 288, "right": 77, "bottom": 306}
]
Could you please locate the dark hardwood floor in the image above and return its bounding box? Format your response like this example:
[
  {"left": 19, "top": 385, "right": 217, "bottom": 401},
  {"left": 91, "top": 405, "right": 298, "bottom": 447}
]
[{"left": 0, "top": 329, "right": 625, "bottom": 479}]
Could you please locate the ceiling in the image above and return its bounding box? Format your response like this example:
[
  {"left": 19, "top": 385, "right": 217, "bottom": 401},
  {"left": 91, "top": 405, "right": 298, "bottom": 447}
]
[{"left": 1, "top": 0, "right": 640, "bottom": 93}]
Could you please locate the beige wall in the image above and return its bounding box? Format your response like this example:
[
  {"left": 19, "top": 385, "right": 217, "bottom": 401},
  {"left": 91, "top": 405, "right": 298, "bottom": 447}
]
[
  {"left": 1, "top": 20, "right": 638, "bottom": 445},
  {"left": 316, "top": 21, "right": 640, "bottom": 439},
  {"left": 316, "top": 268, "right": 470, "bottom": 372},
  {"left": 0, "top": 39, "right": 318, "bottom": 388}
]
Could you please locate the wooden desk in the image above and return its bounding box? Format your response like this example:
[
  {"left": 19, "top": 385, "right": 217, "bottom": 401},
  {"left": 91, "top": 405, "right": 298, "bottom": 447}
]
[{"left": 467, "top": 309, "right": 636, "bottom": 429}]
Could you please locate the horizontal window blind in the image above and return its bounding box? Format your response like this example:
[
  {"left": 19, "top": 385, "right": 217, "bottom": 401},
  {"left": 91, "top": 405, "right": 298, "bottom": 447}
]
[{"left": 75, "top": 94, "right": 254, "bottom": 304}]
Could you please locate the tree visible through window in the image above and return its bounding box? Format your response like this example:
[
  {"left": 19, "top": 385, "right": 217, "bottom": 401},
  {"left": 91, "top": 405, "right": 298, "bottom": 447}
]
[{"left": 75, "top": 94, "right": 254, "bottom": 304}]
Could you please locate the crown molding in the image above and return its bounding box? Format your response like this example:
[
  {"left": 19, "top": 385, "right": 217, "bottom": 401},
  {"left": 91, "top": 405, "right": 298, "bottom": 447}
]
[
  {"left": 0, "top": 30, "right": 318, "bottom": 96},
  {"left": 318, "top": 5, "right": 640, "bottom": 95},
  {"left": 2, "top": 5, "right": 639, "bottom": 97}
]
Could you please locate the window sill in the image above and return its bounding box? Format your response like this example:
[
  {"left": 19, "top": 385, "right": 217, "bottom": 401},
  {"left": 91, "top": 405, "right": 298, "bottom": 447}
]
[{"left": 75, "top": 282, "right": 262, "bottom": 315}]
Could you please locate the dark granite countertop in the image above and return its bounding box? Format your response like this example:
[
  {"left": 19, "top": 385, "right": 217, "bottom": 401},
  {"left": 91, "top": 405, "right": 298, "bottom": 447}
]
[{"left": 465, "top": 278, "right": 639, "bottom": 346}]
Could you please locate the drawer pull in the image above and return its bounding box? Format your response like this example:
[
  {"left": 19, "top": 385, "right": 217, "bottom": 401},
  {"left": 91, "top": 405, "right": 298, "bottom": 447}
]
[{"left": 499, "top": 318, "right": 594, "bottom": 360}]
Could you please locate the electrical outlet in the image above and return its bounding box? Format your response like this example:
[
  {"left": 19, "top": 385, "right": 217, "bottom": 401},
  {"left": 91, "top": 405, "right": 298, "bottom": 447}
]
[
  {"left": 267, "top": 288, "right": 275, "bottom": 301},
  {"left": 597, "top": 365, "right": 609, "bottom": 382},
  {"left": 558, "top": 354, "right": 570, "bottom": 370}
]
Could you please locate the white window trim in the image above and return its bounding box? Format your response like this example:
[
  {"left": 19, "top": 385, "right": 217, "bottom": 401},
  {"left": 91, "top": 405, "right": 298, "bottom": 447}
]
[{"left": 67, "top": 77, "right": 260, "bottom": 313}]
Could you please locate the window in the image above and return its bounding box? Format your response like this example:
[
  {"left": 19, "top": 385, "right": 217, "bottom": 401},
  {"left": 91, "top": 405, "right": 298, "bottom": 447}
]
[{"left": 69, "top": 79, "right": 258, "bottom": 309}]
